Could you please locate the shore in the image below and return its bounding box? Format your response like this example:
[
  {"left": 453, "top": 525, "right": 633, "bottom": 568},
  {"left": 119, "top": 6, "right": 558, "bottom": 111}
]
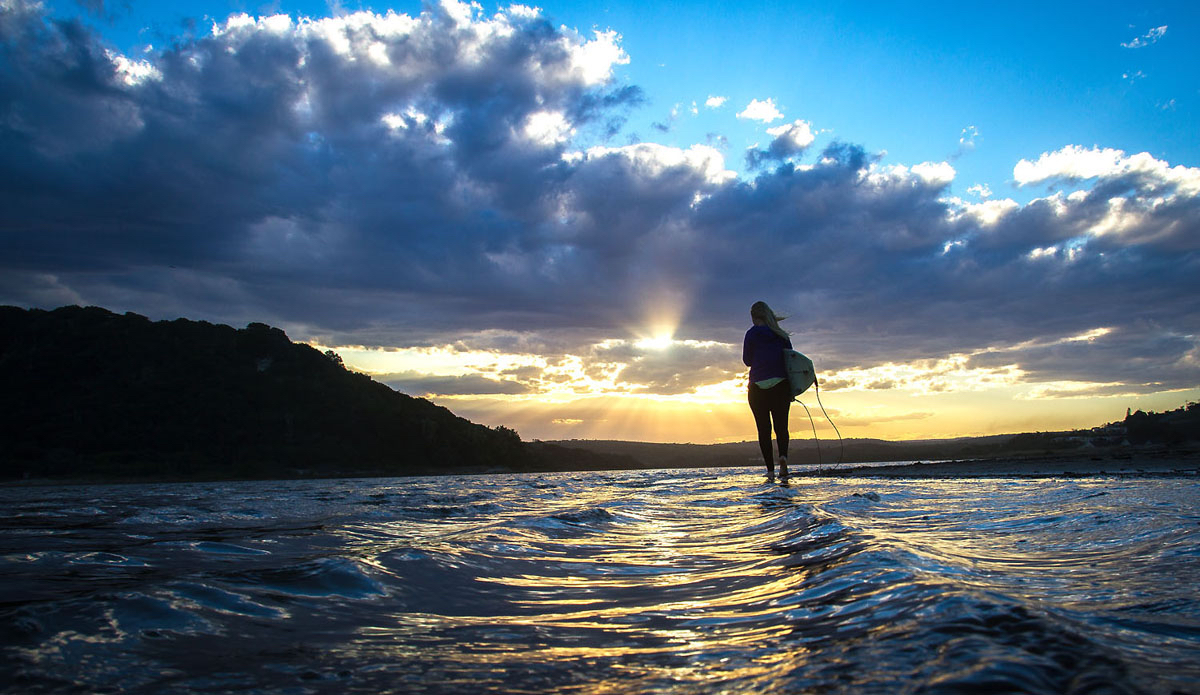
[
  {"left": 5, "top": 448, "right": 1199, "bottom": 486},
  {"left": 815, "top": 448, "right": 1200, "bottom": 478}
]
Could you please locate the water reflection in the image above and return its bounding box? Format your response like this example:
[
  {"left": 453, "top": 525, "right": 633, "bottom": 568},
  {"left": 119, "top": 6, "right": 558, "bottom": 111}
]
[{"left": 1, "top": 471, "right": 1198, "bottom": 693}]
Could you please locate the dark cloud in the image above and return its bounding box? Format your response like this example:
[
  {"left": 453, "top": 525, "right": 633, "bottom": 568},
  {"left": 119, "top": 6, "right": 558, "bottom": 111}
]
[
  {"left": 745, "top": 119, "right": 815, "bottom": 169},
  {"left": 1, "top": 1, "right": 1197, "bottom": 401},
  {"left": 967, "top": 325, "right": 1198, "bottom": 392},
  {"left": 705, "top": 132, "right": 728, "bottom": 149},
  {"left": 71, "top": 0, "right": 129, "bottom": 21}
]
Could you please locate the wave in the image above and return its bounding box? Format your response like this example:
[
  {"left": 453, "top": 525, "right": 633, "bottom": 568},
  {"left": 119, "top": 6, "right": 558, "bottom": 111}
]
[{"left": 1, "top": 471, "right": 1198, "bottom": 694}]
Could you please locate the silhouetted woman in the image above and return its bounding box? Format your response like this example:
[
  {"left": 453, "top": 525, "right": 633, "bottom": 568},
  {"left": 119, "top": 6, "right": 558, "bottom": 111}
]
[{"left": 743, "top": 301, "right": 792, "bottom": 482}]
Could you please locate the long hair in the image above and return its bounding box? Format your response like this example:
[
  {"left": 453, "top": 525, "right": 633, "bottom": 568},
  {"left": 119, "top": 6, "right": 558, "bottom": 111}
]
[{"left": 750, "top": 301, "right": 789, "bottom": 339}]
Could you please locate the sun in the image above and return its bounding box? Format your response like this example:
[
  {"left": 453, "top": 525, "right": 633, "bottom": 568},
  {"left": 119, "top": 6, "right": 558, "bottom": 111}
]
[{"left": 635, "top": 333, "right": 675, "bottom": 351}]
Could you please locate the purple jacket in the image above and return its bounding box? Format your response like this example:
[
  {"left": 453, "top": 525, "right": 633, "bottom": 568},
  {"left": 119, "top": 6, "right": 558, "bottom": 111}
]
[{"left": 742, "top": 325, "right": 792, "bottom": 383}]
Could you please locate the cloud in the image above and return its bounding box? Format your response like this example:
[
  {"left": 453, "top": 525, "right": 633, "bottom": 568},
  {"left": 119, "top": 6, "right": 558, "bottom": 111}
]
[
  {"left": 746, "top": 119, "right": 817, "bottom": 169},
  {"left": 577, "top": 142, "right": 735, "bottom": 186},
  {"left": 651, "top": 102, "right": 683, "bottom": 133},
  {"left": 0, "top": 0, "right": 642, "bottom": 329},
  {"left": 910, "top": 161, "right": 956, "bottom": 185},
  {"left": 736, "top": 97, "right": 783, "bottom": 123},
  {"left": 968, "top": 183, "right": 992, "bottom": 199},
  {"left": 1, "top": 1, "right": 1197, "bottom": 416},
  {"left": 959, "top": 125, "right": 979, "bottom": 148},
  {"left": 966, "top": 326, "right": 1198, "bottom": 394},
  {"left": 1121, "top": 25, "right": 1167, "bottom": 49},
  {"left": 1014, "top": 146, "right": 1200, "bottom": 200},
  {"left": 768, "top": 119, "right": 815, "bottom": 145},
  {"left": 824, "top": 410, "right": 934, "bottom": 428},
  {"left": 71, "top": 0, "right": 122, "bottom": 21},
  {"left": 522, "top": 110, "right": 576, "bottom": 146},
  {"left": 380, "top": 371, "right": 533, "bottom": 396},
  {"left": 704, "top": 95, "right": 726, "bottom": 109},
  {"left": 590, "top": 339, "right": 738, "bottom": 394}
]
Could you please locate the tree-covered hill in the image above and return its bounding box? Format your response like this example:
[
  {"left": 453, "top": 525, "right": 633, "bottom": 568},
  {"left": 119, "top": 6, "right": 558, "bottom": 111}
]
[
  {"left": 1124, "top": 404, "right": 1200, "bottom": 445},
  {"left": 0, "top": 305, "right": 634, "bottom": 480}
]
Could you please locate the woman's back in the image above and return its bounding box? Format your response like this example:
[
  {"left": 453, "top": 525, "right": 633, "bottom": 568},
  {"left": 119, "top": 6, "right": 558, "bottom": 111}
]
[{"left": 743, "top": 324, "right": 791, "bottom": 383}]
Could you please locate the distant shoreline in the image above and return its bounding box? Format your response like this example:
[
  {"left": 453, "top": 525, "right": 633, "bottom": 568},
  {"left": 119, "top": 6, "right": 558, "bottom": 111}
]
[
  {"left": 5, "top": 449, "right": 1199, "bottom": 487},
  {"left": 809, "top": 450, "right": 1200, "bottom": 479}
]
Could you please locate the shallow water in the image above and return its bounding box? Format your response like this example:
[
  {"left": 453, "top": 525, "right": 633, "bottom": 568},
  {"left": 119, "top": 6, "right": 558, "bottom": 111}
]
[{"left": 2, "top": 469, "right": 1199, "bottom": 694}]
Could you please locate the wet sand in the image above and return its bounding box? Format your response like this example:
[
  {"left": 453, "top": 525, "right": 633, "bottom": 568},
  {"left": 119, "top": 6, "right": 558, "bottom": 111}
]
[{"left": 817, "top": 448, "right": 1200, "bottom": 478}]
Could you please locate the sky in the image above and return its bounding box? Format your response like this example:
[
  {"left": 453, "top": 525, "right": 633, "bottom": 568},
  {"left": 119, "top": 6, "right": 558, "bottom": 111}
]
[{"left": 2, "top": 0, "right": 1198, "bottom": 444}]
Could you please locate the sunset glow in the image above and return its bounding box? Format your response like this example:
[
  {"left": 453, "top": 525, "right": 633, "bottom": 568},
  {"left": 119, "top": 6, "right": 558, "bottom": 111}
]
[
  {"left": 315, "top": 332, "right": 1198, "bottom": 443},
  {"left": 2, "top": 0, "right": 1197, "bottom": 444}
]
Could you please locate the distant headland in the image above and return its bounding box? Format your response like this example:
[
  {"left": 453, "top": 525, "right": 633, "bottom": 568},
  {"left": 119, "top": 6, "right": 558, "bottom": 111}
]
[
  {"left": 0, "top": 305, "right": 637, "bottom": 481},
  {"left": 2, "top": 305, "right": 1197, "bottom": 483}
]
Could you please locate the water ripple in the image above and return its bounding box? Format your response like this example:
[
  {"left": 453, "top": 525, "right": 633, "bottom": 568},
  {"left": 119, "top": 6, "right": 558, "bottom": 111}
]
[{"left": 1, "top": 471, "right": 1198, "bottom": 693}]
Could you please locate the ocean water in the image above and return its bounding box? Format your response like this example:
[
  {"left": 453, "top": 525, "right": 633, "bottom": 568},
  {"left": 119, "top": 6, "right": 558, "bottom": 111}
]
[{"left": 2, "top": 469, "right": 1199, "bottom": 694}]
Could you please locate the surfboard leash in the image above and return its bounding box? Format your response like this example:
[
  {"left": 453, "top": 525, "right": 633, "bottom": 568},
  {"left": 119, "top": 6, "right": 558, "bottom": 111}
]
[
  {"left": 813, "top": 379, "right": 844, "bottom": 465},
  {"left": 797, "top": 398, "right": 822, "bottom": 470}
]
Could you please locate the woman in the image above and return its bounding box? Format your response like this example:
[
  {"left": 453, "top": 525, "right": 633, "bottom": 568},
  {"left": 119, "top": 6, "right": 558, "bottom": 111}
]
[{"left": 742, "top": 301, "right": 792, "bottom": 482}]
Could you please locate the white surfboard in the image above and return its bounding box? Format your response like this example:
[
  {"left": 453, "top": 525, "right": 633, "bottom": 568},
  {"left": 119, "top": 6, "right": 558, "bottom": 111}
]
[{"left": 784, "top": 349, "right": 816, "bottom": 399}]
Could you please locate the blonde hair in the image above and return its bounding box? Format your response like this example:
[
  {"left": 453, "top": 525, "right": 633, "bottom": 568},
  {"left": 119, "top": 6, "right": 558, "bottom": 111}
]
[{"left": 750, "top": 301, "right": 789, "bottom": 339}]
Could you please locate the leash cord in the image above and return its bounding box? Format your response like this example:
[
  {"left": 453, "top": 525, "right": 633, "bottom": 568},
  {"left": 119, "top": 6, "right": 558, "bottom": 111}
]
[
  {"left": 797, "top": 378, "right": 845, "bottom": 471},
  {"left": 814, "top": 379, "right": 844, "bottom": 465}
]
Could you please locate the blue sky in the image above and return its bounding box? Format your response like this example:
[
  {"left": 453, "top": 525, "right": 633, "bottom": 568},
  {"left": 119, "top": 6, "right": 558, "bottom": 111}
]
[
  {"left": 3, "top": 0, "right": 1199, "bottom": 442},
  {"left": 73, "top": 0, "right": 1198, "bottom": 202}
]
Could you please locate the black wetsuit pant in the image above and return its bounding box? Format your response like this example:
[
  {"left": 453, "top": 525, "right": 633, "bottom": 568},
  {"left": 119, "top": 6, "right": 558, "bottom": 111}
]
[{"left": 748, "top": 380, "right": 790, "bottom": 472}]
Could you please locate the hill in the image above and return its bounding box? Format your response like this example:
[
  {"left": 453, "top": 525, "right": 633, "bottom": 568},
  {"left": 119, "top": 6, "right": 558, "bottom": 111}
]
[
  {"left": 0, "top": 305, "right": 637, "bottom": 481},
  {"left": 3, "top": 305, "right": 1196, "bottom": 482}
]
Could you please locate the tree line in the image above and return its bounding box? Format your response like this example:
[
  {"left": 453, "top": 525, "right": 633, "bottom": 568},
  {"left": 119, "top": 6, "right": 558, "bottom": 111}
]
[{"left": 0, "top": 305, "right": 634, "bottom": 481}]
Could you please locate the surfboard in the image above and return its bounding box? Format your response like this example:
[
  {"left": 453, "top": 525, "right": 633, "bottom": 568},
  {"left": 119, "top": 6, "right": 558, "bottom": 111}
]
[{"left": 784, "top": 349, "right": 816, "bottom": 399}]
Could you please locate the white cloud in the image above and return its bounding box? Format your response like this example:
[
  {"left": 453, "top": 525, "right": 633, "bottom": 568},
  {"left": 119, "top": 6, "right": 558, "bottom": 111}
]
[
  {"left": 565, "top": 29, "right": 629, "bottom": 85},
  {"left": 380, "top": 112, "right": 406, "bottom": 131},
  {"left": 1015, "top": 146, "right": 1128, "bottom": 183},
  {"left": 967, "top": 183, "right": 992, "bottom": 198},
  {"left": 940, "top": 195, "right": 1017, "bottom": 225},
  {"left": 861, "top": 161, "right": 955, "bottom": 192},
  {"left": 765, "top": 119, "right": 815, "bottom": 150},
  {"left": 1014, "top": 145, "right": 1200, "bottom": 195},
  {"left": 522, "top": 110, "right": 574, "bottom": 146},
  {"left": 440, "top": 0, "right": 483, "bottom": 27},
  {"left": 581, "top": 143, "right": 735, "bottom": 185},
  {"left": 704, "top": 95, "right": 727, "bottom": 109},
  {"left": 911, "top": 161, "right": 955, "bottom": 185},
  {"left": 106, "top": 50, "right": 162, "bottom": 86},
  {"left": 959, "top": 197, "right": 1018, "bottom": 226},
  {"left": 823, "top": 353, "right": 1024, "bottom": 396},
  {"left": 736, "top": 98, "right": 783, "bottom": 123},
  {"left": 1087, "top": 197, "right": 1148, "bottom": 238},
  {"left": 1121, "top": 25, "right": 1167, "bottom": 49},
  {"left": 366, "top": 40, "right": 390, "bottom": 66},
  {"left": 506, "top": 4, "right": 541, "bottom": 20}
]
